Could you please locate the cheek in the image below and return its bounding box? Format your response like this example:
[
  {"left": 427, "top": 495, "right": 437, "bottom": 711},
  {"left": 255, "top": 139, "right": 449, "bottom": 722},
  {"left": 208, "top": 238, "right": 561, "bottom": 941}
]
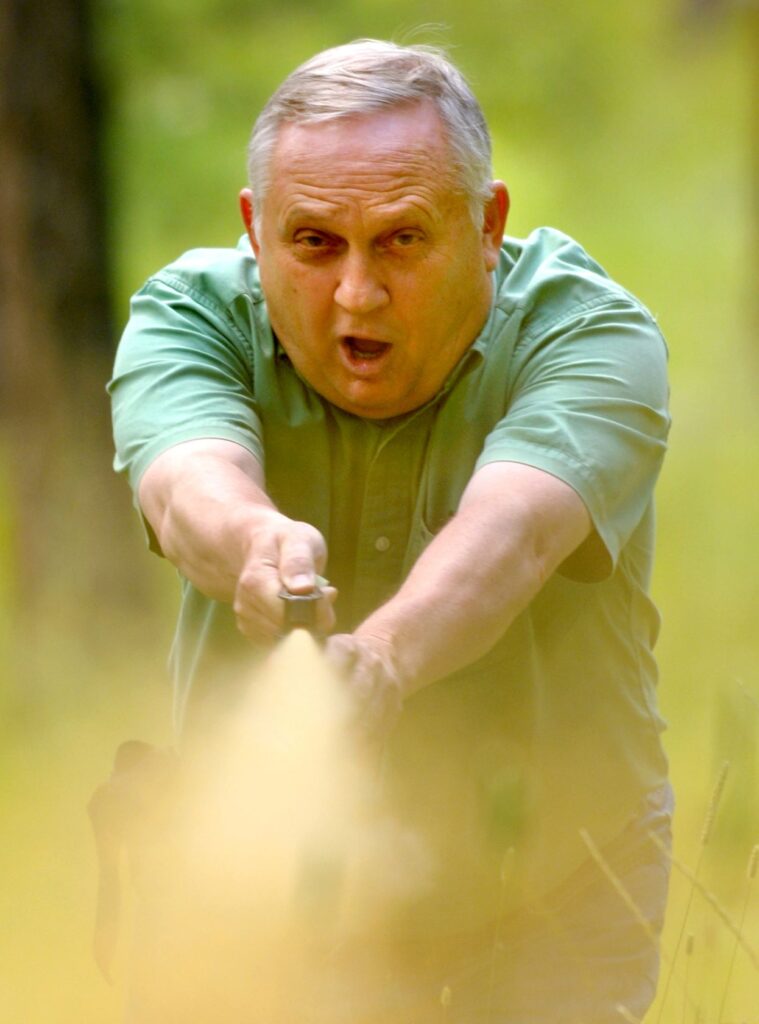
[{"left": 285, "top": 268, "right": 333, "bottom": 317}]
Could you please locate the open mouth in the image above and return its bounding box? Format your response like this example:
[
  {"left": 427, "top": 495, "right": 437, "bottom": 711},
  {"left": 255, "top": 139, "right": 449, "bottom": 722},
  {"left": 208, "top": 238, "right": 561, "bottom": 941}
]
[{"left": 341, "top": 336, "right": 392, "bottom": 369}]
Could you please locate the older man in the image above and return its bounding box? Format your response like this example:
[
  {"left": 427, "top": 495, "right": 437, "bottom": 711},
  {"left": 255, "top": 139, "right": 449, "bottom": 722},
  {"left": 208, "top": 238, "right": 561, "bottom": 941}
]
[{"left": 110, "top": 39, "right": 672, "bottom": 1024}]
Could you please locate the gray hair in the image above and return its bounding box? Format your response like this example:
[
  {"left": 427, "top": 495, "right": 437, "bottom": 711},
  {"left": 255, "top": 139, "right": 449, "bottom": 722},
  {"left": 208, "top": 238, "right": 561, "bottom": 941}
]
[{"left": 247, "top": 39, "right": 494, "bottom": 226}]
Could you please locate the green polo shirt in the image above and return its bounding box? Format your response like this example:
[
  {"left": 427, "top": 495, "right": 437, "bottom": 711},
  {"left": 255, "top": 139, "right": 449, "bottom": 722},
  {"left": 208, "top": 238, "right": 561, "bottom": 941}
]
[{"left": 109, "top": 227, "right": 670, "bottom": 927}]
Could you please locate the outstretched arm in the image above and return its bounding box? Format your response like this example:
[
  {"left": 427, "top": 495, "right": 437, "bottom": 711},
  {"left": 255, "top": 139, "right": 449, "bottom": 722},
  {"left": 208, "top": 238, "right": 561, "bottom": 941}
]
[
  {"left": 138, "top": 438, "right": 336, "bottom": 640},
  {"left": 326, "top": 460, "right": 591, "bottom": 731}
]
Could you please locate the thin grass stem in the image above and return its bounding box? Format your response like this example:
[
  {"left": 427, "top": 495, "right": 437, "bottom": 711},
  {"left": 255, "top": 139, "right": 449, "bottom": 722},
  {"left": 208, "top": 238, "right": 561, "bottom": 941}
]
[
  {"left": 579, "top": 828, "right": 663, "bottom": 952},
  {"left": 716, "top": 844, "right": 758, "bottom": 1024},
  {"left": 615, "top": 1004, "right": 641, "bottom": 1023},
  {"left": 683, "top": 932, "right": 694, "bottom": 1024},
  {"left": 648, "top": 830, "right": 759, "bottom": 970},
  {"left": 578, "top": 829, "right": 701, "bottom": 1020},
  {"left": 655, "top": 761, "right": 730, "bottom": 1024}
]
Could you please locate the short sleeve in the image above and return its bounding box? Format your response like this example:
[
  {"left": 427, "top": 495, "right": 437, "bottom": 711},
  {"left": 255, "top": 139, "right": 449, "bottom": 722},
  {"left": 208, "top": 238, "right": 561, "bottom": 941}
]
[
  {"left": 475, "top": 297, "right": 670, "bottom": 579},
  {"left": 108, "top": 274, "right": 264, "bottom": 496}
]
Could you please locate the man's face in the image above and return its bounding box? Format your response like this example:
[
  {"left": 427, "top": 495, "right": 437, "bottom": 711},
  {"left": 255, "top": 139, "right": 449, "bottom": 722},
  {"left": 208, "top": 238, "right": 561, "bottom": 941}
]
[{"left": 241, "top": 101, "right": 507, "bottom": 419}]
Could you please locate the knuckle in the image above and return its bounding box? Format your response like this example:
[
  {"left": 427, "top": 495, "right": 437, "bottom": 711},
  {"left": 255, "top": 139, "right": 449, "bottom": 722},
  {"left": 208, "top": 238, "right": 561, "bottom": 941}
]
[
  {"left": 234, "top": 613, "right": 255, "bottom": 639},
  {"left": 236, "top": 565, "right": 261, "bottom": 596},
  {"left": 235, "top": 609, "right": 276, "bottom": 644},
  {"left": 232, "top": 590, "right": 249, "bottom": 617},
  {"left": 325, "top": 633, "right": 352, "bottom": 661}
]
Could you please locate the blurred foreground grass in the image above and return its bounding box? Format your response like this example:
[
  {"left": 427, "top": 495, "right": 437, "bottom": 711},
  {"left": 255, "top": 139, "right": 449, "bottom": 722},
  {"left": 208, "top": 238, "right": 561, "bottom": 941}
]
[{"left": 0, "top": 607, "right": 757, "bottom": 1023}]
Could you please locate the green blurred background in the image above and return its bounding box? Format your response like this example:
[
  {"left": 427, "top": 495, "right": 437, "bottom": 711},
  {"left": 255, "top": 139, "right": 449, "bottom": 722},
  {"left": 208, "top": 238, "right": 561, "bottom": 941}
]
[{"left": 1, "top": 0, "right": 757, "bottom": 1020}]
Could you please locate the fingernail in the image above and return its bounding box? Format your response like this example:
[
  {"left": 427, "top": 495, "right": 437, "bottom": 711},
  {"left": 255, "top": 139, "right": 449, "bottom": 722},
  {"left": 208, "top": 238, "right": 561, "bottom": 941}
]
[{"left": 289, "top": 574, "right": 314, "bottom": 590}]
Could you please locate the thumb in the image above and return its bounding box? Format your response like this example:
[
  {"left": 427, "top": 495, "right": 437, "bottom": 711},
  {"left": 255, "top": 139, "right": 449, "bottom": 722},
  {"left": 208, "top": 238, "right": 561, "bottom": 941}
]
[{"left": 278, "top": 527, "right": 323, "bottom": 594}]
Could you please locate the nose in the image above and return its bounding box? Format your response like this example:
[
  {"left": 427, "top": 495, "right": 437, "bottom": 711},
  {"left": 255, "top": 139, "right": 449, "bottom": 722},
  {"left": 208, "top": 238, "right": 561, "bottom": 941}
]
[{"left": 334, "top": 252, "right": 389, "bottom": 315}]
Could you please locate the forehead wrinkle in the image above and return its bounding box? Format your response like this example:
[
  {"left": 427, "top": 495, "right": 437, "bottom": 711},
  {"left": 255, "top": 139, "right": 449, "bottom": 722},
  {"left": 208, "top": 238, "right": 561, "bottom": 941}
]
[
  {"left": 274, "top": 160, "right": 460, "bottom": 233},
  {"left": 282, "top": 145, "right": 454, "bottom": 193},
  {"left": 280, "top": 201, "right": 451, "bottom": 246},
  {"left": 280, "top": 181, "right": 447, "bottom": 224},
  {"left": 269, "top": 116, "right": 462, "bottom": 224}
]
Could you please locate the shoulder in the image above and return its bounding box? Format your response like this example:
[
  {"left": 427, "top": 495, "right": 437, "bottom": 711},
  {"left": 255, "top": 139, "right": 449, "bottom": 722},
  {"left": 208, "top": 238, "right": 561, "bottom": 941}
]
[
  {"left": 122, "top": 237, "right": 269, "bottom": 360},
  {"left": 494, "top": 227, "right": 659, "bottom": 337},
  {"left": 116, "top": 237, "right": 272, "bottom": 376},
  {"left": 137, "top": 236, "right": 264, "bottom": 317}
]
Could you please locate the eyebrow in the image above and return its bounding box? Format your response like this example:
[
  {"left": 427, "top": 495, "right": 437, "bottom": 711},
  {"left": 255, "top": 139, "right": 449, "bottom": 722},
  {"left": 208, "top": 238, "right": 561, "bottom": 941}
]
[{"left": 280, "top": 198, "right": 440, "bottom": 235}]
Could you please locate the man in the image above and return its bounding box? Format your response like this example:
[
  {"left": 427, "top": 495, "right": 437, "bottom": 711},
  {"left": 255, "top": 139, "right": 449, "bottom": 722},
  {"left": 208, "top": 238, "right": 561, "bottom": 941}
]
[{"left": 110, "top": 39, "right": 672, "bottom": 1023}]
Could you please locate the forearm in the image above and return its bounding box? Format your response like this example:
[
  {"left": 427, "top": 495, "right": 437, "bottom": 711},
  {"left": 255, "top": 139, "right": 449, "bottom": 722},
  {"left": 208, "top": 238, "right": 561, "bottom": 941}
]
[
  {"left": 138, "top": 439, "right": 335, "bottom": 639},
  {"left": 355, "top": 508, "right": 539, "bottom": 695},
  {"left": 354, "top": 462, "right": 591, "bottom": 697},
  {"left": 139, "top": 440, "right": 279, "bottom": 601}
]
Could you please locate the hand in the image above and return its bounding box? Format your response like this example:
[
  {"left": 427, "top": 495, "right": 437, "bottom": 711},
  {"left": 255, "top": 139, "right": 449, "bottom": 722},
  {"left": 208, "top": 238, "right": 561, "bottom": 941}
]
[
  {"left": 324, "top": 633, "right": 403, "bottom": 742},
  {"left": 233, "top": 510, "right": 336, "bottom": 642}
]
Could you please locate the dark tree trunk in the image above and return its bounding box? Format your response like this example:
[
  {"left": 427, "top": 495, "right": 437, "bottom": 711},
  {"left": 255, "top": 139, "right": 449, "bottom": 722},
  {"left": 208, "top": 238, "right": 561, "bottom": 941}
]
[
  {"left": 0, "top": 0, "right": 113, "bottom": 359},
  {"left": 0, "top": 0, "right": 131, "bottom": 630}
]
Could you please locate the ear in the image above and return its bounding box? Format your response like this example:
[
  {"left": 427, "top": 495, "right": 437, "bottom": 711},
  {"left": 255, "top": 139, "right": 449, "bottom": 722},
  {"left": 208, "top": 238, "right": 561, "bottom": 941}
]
[
  {"left": 239, "top": 188, "right": 261, "bottom": 257},
  {"left": 481, "top": 181, "right": 509, "bottom": 272}
]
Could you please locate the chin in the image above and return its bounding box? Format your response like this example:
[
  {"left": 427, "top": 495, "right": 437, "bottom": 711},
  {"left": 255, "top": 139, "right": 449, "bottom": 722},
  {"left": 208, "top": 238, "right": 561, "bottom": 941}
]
[
  {"left": 350, "top": 391, "right": 422, "bottom": 419},
  {"left": 326, "top": 386, "right": 401, "bottom": 420}
]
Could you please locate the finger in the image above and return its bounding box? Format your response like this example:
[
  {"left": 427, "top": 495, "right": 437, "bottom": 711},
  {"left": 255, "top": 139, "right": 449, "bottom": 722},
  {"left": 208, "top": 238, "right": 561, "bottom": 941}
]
[
  {"left": 234, "top": 568, "right": 283, "bottom": 637},
  {"left": 351, "top": 659, "right": 402, "bottom": 739},
  {"left": 279, "top": 525, "right": 327, "bottom": 593},
  {"left": 279, "top": 538, "right": 317, "bottom": 592},
  {"left": 324, "top": 634, "right": 360, "bottom": 677},
  {"left": 234, "top": 605, "right": 282, "bottom": 644},
  {"left": 234, "top": 570, "right": 285, "bottom": 641}
]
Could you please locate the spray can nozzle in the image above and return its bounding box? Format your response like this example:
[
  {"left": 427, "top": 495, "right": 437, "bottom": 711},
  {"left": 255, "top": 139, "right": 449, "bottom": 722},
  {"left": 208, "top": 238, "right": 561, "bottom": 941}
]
[{"left": 279, "top": 588, "right": 323, "bottom": 635}]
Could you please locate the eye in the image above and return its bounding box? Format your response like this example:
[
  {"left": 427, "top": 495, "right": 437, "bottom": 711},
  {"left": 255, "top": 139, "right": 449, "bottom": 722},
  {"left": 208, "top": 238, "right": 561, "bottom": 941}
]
[
  {"left": 295, "top": 231, "right": 330, "bottom": 249},
  {"left": 388, "top": 229, "right": 423, "bottom": 250}
]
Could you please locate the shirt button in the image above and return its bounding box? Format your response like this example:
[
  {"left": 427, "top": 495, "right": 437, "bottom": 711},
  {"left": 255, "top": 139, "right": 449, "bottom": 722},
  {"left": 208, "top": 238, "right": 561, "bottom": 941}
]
[{"left": 374, "top": 536, "right": 391, "bottom": 552}]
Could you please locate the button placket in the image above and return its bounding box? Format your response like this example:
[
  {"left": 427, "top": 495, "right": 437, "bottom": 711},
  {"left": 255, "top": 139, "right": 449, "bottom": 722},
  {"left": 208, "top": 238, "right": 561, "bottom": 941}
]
[{"left": 353, "top": 421, "right": 426, "bottom": 618}]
